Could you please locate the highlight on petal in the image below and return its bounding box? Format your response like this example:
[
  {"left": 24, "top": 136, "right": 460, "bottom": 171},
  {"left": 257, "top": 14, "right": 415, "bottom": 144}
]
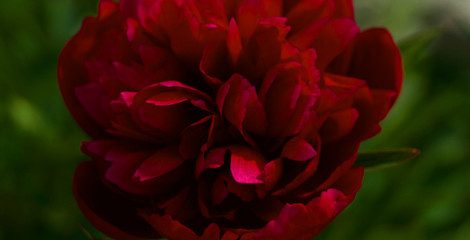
[{"left": 229, "top": 145, "right": 267, "bottom": 184}]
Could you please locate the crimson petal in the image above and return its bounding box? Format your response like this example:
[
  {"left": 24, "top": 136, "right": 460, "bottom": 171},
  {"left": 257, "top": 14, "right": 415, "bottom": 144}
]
[{"left": 73, "top": 161, "right": 159, "bottom": 240}]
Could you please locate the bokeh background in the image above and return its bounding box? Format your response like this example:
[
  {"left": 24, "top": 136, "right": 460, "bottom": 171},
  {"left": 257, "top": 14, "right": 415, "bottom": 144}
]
[{"left": 1, "top": 0, "right": 469, "bottom": 239}]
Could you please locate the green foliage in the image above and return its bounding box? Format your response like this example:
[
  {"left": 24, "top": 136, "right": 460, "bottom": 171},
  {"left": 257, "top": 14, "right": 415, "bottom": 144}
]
[
  {"left": 0, "top": 0, "right": 469, "bottom": 239},
  {"left": 355, "top": 149, "right": 420, "bottom": 170}
]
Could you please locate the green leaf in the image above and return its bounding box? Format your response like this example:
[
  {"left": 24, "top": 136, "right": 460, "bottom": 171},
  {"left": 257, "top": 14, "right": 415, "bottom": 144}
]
[
  {"left": 79, "top": 224, "right": 96, "bottom": 240},
  {"left": 355, "top": 148, "right": 420, "bottom": 171}
]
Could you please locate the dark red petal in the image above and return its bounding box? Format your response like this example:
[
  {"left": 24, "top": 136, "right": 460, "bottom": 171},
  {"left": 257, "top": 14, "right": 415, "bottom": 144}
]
[
  {"left": 327, "top": 28, "right": 403, "bottom": 101},
  {"left": 227, "top": 18, "right": 243, "bottom": 65},
  {"left": 158, "top": 187, "right": 199, "bottom": 222},
  {"left": 198, "top": 0, "right": 229, "bottom": 28},
  {"left": 217, "top": 74, "right": 267, "bottom": 141},
  {"left": 223, "top": 169, "right": 257, "bottom": 202},
  {"left": 221, "top": 231, "right": 240, "bottom": 240},
  {"left": 263, "top": 158, "right": 283, "bottom": 193},
  {"left": 331, "top": 167, "right": 364, "bottom": 196},
  {"left": 310, "top": 18, "right": 359, "bottom": 71},
  {"left": 74, "top": 83, "right": 111, "bottom": 129},
  {"left": 73, "top": 161, "right": 159, "bottom": 240},
  {"left": 272, "top": 139, "right": 320, "bottom": 196},
  {"left": 286, "top": 0, "right": 334, "bottom": 36},
  {"left": 195, "top": 147, "right": 226, "bottom": 179},
  {"left": 282, "top": 136, "right": 317, "bottom": 161},
  {"left": 319, "top": 108, "right": 359, "bottom": 142},
  {"left": 252, "top": 188, "right": 357, "bottom": 240},
  {"left": 179, "top": 115, "right": 212, "bottom": 159},
  {"left": 133, "top": 146, "right": 185, "bottom": 181},
  {"left": 331, "top": 0, "right": 354, "bottom": 19},
  {"left": 139, "top": 212, "right": 221, "bottom": 240},
  {"left": 260, "top": 0, "right": 282, "bottom": 17},
  {"left": 229, "top": 145, "right": 267, "bottom": 184},
  {"left": 212, "top": 172, "right": 230, "bottom": 205},
  {"left": 200, "top": 42, "right": 229, "bottom": 87},
  {"left": 236, "top": 0, "right": 264, "bottom": 42},
  {"left": 295, "top": 140, "right": 360, "bottom": 199},
  {"left": 57, "top": 1, "right": 120, "bottom": 138}
]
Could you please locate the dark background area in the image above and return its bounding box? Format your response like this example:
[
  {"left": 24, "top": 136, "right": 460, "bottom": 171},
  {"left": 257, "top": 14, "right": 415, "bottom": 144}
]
[{"left": 0, "top": 0, "right": 469, "bottom": 239}]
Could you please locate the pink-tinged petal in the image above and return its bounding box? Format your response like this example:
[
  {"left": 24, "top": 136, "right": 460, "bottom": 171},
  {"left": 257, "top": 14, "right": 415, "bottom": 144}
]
[
  {"left": 223, "top": 169, "right": 257, "bottom": 201},
  {"left": 327, "top": 28, "right": 403, "bottom": 100},
  {"left": 227, "top": 18, "right": 243, "bottom": 65},
  {"left": 133, "top": 146, "right": 185, "bottom": 181},
  {"left": 139, "top": 213, "right": 221, "bottom": 240},
  {"left": 212, "top": 170, "right": 257, "bottom": 204},
  {"left": 331, "top": 0, "right": 354, "bottom": 19},
  {"left": 310, "top": 18, "right": 359, "bottom": 71},
  {"left": 286, "top": 0, "right": 334, "bottom": 36},
  {"left": 282, "top": 136, "right": 317, "bottom": 161},
  {"left": 120, "top": 92, "right": 137, "bottom": 107},
  {"left": 229, "top": 145, "right": 267, "bottom": 184},
  {"left": 252, "top": 188, "right": 356, "bottom": 240},
  {"left": 319, "top": 108, "right": 359, "bottom": 142},
  {"left": 73, "top": 161, "right": 159, "bottom": 240}
]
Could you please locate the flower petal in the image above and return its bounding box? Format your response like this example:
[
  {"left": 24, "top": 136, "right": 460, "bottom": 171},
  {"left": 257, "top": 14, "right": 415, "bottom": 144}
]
[
  {"left": 229, "top": 145, "right": 267, "bottom": 184},
  {"left": 327, "top": 28, "right": 403, "bottom": 99},
  {"left": 252, "top": 188, "right": 358, "bottom": 240},
  {"left": 282, "top": 136, "right": 317, "bottom": 161},
  {"left": 133, "top": 146, "right": 185, "bottom": 181},
  {"left": 73, "top": 161, "right": 159, "bottom": 240}
]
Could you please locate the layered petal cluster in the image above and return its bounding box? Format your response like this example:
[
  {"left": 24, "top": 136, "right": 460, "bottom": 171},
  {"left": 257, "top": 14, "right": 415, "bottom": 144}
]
[{"left": 58, "top": 0, "right": 402, "bottom": 239}]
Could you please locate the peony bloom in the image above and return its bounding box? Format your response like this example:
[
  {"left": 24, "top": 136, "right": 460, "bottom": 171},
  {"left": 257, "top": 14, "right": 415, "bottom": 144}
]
[{"left": 58, "top": 0, "right": 402, "bottom": 239}]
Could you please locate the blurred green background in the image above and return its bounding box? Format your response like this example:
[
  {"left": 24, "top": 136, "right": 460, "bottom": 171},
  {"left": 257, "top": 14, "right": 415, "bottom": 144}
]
[{"left": 0, "top": 0, "right": 469, "bottom": 239}]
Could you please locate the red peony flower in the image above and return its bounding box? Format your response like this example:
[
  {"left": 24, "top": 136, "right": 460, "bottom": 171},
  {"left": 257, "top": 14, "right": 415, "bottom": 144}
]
[{"left": 58, "top": 0, "right": 402, "bottom": 239}]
